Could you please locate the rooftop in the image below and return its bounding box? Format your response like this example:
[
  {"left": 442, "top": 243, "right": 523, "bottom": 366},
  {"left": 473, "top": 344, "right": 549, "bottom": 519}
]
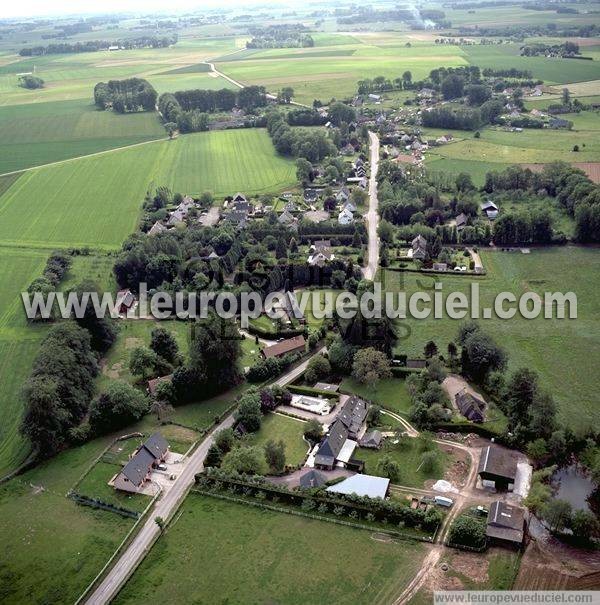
[{"left": 326, "top": 474, "right": 390, "bottom": 500}]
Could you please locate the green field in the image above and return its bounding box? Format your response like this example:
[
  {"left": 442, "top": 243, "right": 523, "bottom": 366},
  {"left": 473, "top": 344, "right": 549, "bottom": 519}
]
[
  {"left": 246, "top": 413, "right": 308, "bottom": 467},
  {"left": 0, "top": 99, "right": 165, "bottom": 174},
  {"left": 340, "top": 377, "right": 413, "bottom": 416},
  {"left": 113, "top": 493, "right": 427, "bottom": 605},
  {"left": 0, "top": 129, "right": 295, "bottom": 249},
  {"left": 383, "top": 246, "right": 600, "bottom": 431}
]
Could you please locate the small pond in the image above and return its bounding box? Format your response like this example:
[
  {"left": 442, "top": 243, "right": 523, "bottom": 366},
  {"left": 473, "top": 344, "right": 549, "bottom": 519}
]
[{"left": 551, "top": 464, "right": 596, "bottom": 512}]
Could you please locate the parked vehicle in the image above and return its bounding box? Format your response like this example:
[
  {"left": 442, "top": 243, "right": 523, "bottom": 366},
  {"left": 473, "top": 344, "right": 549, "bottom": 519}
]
[
  {"left": 157, "top": 463, "right": 168, "bottom": 471},
  {"left": 434, "top": 496, "right": 454, "bottom": 507}
]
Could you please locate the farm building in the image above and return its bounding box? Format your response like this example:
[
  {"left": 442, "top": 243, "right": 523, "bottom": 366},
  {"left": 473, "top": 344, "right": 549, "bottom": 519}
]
[
  {"left": 481, "top": 201, "right": 499, "bottom": 220},
  {"left": 308, "top": 240, "right": 335, "bottom": 267},
  {"left": 314, "top": 419, "right": 356, "bottom": 470},
  {"left": 261, "top": 335, "right": 306, "bottom": 359},
  {"left": 455, "top": 213, "right": 468, "bottom": 232},
  {"left": 359, "top": 430, "right": 383, "bottom": 449},
  {"left": 337, "top": 395, "right": 368, "bottom": 439},
  {"left": 478, "top": 445, "right": 518, "bottom": 491},
  {"left": 113, "top": 433, "right": 169, "bottom": 494},
  {"left": 485, "top": 500, "right": 526, "bottom": 547},
  {"left": 148, "top": 221, "right": 167, "bottom": 236},
  {"left": 455, "top": 389, "right": 487, "bottom": 423},
  {"left": 326, "top": 474, "right": 390, "bottom": 499}
]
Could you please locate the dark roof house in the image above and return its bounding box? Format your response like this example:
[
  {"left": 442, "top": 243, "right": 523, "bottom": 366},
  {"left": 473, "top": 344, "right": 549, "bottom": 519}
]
[
  {"left": 314, "top": 420, "right": 348, "bottom": 469},
  {"left": 456, "top": 389, "right": 486, "bottom": 423},
  {"left": 337, "top": 395, "right": 368, "bottom": 438},
  {"left": 478, "top": 445, "right": 518, "bottom": 490},
  {"left": 261, "top": 335, "right": 306, "bottom": 359},
  {"left": 486, "top": 500, "right": 526, "bottom": 546},
  {"left": 360, "top": 429, "right": 383, "bottom": 449}
]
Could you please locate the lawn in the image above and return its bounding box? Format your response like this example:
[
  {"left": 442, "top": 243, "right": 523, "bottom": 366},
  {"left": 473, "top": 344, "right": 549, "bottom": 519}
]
[
  {"left": 340, "top": 377, "right": 413, "bottom": 415},
  {"left": 246, "top": 413, "right": 308, "bottom": 467},
  {"left": 0, "top": 434, "right": 135, "bottom": 604},
  {"left": 0, "top": 129, "right": 295, "bottom": 249},
  {"left": 382, "top": 246, "right": 600, "bottom": 431},
  {"left": 0, "top": 99, "right": 165, "bottom": 174},
  {"left": 113, "top": 493, "right": 428, "bottom": 605},
  {"left": 358, "top": 436, "right": 449, "bottom": 488}
]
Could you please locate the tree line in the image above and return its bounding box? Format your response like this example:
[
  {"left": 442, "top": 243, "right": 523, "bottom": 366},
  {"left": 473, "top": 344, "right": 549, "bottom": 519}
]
[{"left": 19, "top": 35, "right": 177, "bottom": 56}]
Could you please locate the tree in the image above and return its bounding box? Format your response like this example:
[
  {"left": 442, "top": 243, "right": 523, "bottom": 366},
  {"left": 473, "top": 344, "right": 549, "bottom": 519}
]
[
  {"left": 327, "top": 339, "right": 355, "bottom": 375},
  {"left": 366, "top": 405, "right": 381, "bottom": 427},
  {"left": 424, "top": 340, "right": 438, "bottom": 359},
  {"left": 421, "top": 451, "right": 440, "bottom": 474},
  {"left": 448, "top": 515, "right": 486, "bottom": 548},
  {"left": 460, "top": 328, "right": 506, "bottom": 383},
  {"left": 155, "top": 516, "right": 165, "bottom": 532},
  {"left": 377, "top": 455, "right": 401, "bottom": 482},
  {"left": 221, "top": 445, "right": 266, "bottom": 475},
  {"left": 279, "top": 87, "right": 294, "bottom": 103},
  {"left": 447, "top": 342, "right": 458, "bottom": 359},
  {"left": 441, "top": 74, "right": 464, "bottom": 100},
  {"left": 236, "top": 391, "right": 262, "bottom": 432},
  {"left": 129, "top": 346, "right": 159, "bottom": 380},
  {"left": 72, "top": 280, "right": 118, "bottom": 353},
  {"left": 150, "top": 399, "right": 173, "bottom": 423},
  {"left": 275, "top": 236, "right": 288, "bottom": 260},
  {"left": 542, "top": 498, "right": 572, "bottom": 532},
  {"left": 296, "top": 158, "right": 312, "bottom": 183},
  {"left": 527, "top": 438, "right": 548, "bottom": 463},
  {"left": 352, "top": 347, "right": 392, "bottom": 384},
  {"left": 150, "top": 327, "right": 180, "bottom": 365},
  {"left": 214, "top": 428, "right": 235, "bottom": 454},
  {"left": 204, "top": 443, "right": 223, "bottom": 467},
  {"left": 164, "top": 122, "right": 178, "bottom": 138},
  {"left": 305, "top": 355, "right": 331, "bottom": 384},
  {"left": 571, "top": 509, "right": 600, "bottom": 542},
  {"left": 303, "top": 419, "right": 323, "bottom": 442},
  {"left": 264, "top": 439, "right": 286, "bottom": 473},
  {"left": 352, "top": 230, "right": 363, "bottom": 248},
  {"left": 89, "top": 382, "right": 148, "bottom": 434},
  {"left": 328, "top": 101, "right": 356, "bottom": 126}
]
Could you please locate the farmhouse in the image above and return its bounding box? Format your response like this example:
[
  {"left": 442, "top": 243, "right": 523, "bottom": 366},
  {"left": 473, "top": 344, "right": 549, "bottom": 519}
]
[
  {"left": 455, "top": 389, "right": 486, "bottom": 423},
  {"left": 359, "top": 429, "right": 383, "bottom": 449},
  {"left": 116, "top": 289, "right": 136, "bottom": 315},
  {"left": 148, "top": 221, "right": 167, "bottom": 236},
  {"left": 485, "top": 500, "right": 526, "bottom": 547},
  {"left": 455, "top": 213, "right": 468, "bottom": 232},
  {"left": 307, "top": 240, "right": 335, "bottom": 267},
  {"left": 326, "top": 474, "right": 390, "bottom": 499},
  {"left": 478, "top": 445, "right": 518, "bottom": 491},
  {"left": 278, "top": 209, "right": 298, "bottom": 228},
  {"left": 481, "top": 201, "right": 499, "bottom": 220},
  {"left": 336, "top": 187, "right": 350, "bottom": 203},
  {"left": 303, "top": 189, "right": 319, "bottom": 204},
  {"left": 314, "top": 419, "right": 356, "bottom": 470},
  {"left": 338, "top": 207, "right": 354, "bottom": 225},
  {"left": 261, "top": 335, "right": 306, "bottom": 359},
  {"left": 337, "top": 395, "right": 368, "bottom": 439},
  {"left": 113, "top": 433, "right": 169, "bottom": 494},
  {"left": 411, "top": 234, "right": 427, "bottom": 260}
]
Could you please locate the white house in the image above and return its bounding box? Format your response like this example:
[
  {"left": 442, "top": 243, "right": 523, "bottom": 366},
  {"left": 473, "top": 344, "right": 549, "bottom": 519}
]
[{"left": 338, "top": 208, "right": 354, "bottom": 225}]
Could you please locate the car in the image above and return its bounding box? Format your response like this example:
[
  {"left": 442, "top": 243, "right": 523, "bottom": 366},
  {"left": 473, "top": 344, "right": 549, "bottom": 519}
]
[{"left": 157, "top": 463, "right": 168, "bottom": 471}]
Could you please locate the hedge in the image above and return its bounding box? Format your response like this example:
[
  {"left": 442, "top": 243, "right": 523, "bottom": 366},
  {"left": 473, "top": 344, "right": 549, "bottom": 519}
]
[
  {"left": 68, "top": 493, "right": 140, "bottom": 519},
  {"left": 286, "top": 384, "right": 340, "bottom": 398}
]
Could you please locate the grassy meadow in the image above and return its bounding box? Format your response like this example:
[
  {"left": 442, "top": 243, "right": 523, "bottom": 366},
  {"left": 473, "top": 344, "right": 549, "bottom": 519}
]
[
  {"left": 246, "top": 413, "right": 308, "bottom": 467},
  {"left": 0, "top": 99, "right": 165, "bottom": 174},
  {"left": 383, "top": 246, "right": 600, "bottom": 432},
  {"left": 113, "top": 493, "right": 427, "bottom": 605}
]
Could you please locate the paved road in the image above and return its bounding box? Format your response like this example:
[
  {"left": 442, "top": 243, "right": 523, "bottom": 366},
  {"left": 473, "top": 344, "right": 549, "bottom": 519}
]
[
  {"left": 84, "top": 351, "right": 323, "bottom": 605},
  {"left": 362, "top": 131, "right": 381, "bottom": 281}
]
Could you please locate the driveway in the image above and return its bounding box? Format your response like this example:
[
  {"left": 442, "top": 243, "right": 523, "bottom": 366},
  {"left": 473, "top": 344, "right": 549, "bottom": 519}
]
[
  {"left": 441, "top": 374, "right": 487, "bottom": 413},
  {"left": 362, "top": 131, "right": 380, "bottom": 281}
]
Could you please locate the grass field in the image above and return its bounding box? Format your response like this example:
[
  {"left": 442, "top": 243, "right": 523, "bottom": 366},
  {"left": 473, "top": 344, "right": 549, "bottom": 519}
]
[
  {"left": 0, "top": 129, "right": 295, "bottom": 249},
  {"left": 383, "top": 246, "right": 600, "bottom": 432},
  {"left": 246, "top": 413, "right": 308, "bottom": 467},
  {"left": 113, "top": 493, "right": 427, "bottom": 605},
  {"left": 340, "top": 377, "right": 413, "bottom": 415},
  {"left": 0, "top": 99, "right": 165, "bottom": 174}
]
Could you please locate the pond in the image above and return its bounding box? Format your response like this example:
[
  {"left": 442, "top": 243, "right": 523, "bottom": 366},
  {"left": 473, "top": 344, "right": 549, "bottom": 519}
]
[{"left": 551, "top": 464, "right": 596, "bottom": 512}]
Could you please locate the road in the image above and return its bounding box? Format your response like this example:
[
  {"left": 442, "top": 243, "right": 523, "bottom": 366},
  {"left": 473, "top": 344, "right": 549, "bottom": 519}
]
[
  {"left": 362, "top": 131, "right": 381, "bottom": 281},
  {"left": 84, "top": 351, "right": 324, "bottom": 605}
]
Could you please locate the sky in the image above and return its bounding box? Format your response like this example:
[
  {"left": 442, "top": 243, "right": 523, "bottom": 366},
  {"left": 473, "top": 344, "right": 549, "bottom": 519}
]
[{"left": 3, "top": 0, "right": 289, "bottom": 19}]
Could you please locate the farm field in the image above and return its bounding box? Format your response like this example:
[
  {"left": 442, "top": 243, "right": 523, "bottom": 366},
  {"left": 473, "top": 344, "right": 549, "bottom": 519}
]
[
  {"left": 113, "top": 493, "right": 428, "bottom": 605},
  {"left": 383, "top": 246, "right": 600, "bottom": 432},
  {"left": 0, "top": 99, "right": 165, "bottom": 174},
  {"left": 246, "top": 413, "right": 309, "bottom": 467},
  {"left": 0, "top": 129, "right": 295, "bottom": 249}
]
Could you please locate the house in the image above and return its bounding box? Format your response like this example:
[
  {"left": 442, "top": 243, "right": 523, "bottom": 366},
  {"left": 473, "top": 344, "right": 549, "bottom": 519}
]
[
  {"left": 355, "top": 165, "right": 366, "bottom": 178},
  {"left": 336, "top": 187, "right": 350, "bottom": 204},
  {"left": 308, "top": 245, "right": 335, "bottom": 267},
  {"left": 455, "top": 213, "right": 468, "bottom": 231},
  {"left": 303, "top": 189, "right": 319, "bottom": 204},
  {"left": 337, "top": 395, "right": 368, "bottom": 439},
  {"left": 486, "top": 500, "right": 526, "bottom": 547},
  {"left": 232, "top": 192, "right": 247, "bottom": 203},
  {"left": 314, "top": 419, "right": 356, "bottom": 470},
  {"left": 147, "top": 374, "right": 173, "bottom": 397},
  {"left": 338, "top": 207, "right": 354, "bottom": 225},
  {"left": 481, "top": 200, "right": 499, "bottom": 220},
  {"left": 478, "top": 445, "right": 518, "bottom": 491},
  {"left": 455, "top": 388, "right": 486, "bottom": 423},
  {"left": 113, "top": 433, "right": 169, "bottom": 493},
  {"left": 261, "top": 335, "right": 306, "bottom": 359},
  {"left": 432, "top": 262, "right": 447, "bottom": 272},
  {"left": 283, "top": 290, "right": 306, "bottom": 324},
  {"left": 283, "top": 201, "right": 297, "bottom": 213},
  {"left": 411, "top": 234, "right": 427, "bottom": 261},
  {"left": 368, "top": 93, "right": 381, "bottom": 101},
  {"left": 116, "top": 289, "right": 136, "bottom": 315},
  {"left": 342, "top": 200, "right": 357, "bottom": 213},
  {"left": 299, "top": 469, "right": 327, "bottom": 489},
  {"left": 326, "top": 474, "right": 390, "bottom": 499},
  {"left": 168, "top": 209, "right": 187, "bottom": 226},
  {"left": 108, "top": 45, "right": 120, "bottom": 51},
  {"left": 360, "top": 429, "right": 383, "bottom": 449},
  {"left": 278, "top": 209, "right": 298, "bottom": 228},
  {"left": 148, "top": 221, "right": 167, "bottom": 236},
  {"left": 224, "top": 209, "right": 248, "bottom": 229}
]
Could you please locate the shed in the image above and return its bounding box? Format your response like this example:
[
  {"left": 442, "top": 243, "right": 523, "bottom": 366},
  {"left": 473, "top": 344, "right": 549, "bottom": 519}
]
[{"left": 478, "top": 445, "right": 518, "bottom": 491}]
